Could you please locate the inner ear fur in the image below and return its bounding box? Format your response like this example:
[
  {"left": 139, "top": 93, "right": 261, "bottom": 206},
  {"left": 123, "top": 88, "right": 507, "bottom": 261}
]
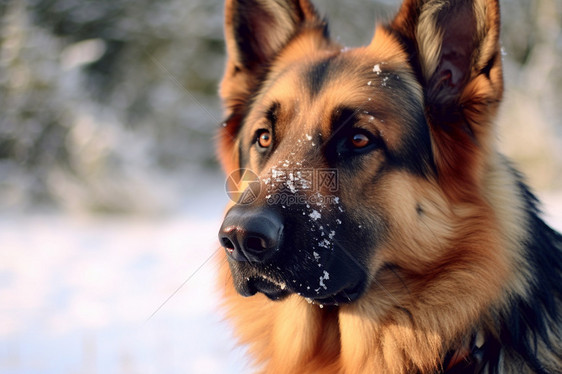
[{"left": 387, "top": 0, "right": 503, "bottom": 196}]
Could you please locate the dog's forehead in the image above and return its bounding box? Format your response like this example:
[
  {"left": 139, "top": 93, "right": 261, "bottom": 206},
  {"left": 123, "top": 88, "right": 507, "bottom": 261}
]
[
  {"left": 257, "top": 47, "right": 425, "bottom": 140},
  {"left": 245, "top": 46, "right": 433, "bottom": 176}
]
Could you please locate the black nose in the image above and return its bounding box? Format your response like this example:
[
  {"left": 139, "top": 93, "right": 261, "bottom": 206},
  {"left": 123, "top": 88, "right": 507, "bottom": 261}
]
[{"left": 218, "top": 206, "right": 284, "bottom": 263}]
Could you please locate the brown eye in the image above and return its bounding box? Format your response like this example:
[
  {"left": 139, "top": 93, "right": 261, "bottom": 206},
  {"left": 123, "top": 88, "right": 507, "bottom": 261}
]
[
  {"left": 257, "top": 130, "right": 272, "bottom": 148},
  {"left": 351, "top": 132, "right": 370, "bottom": 149}
]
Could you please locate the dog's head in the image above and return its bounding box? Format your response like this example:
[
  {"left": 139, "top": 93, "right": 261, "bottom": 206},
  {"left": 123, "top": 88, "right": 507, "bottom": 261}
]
[{"left": 217, "top": 0, "right": 503, "bottom": 307}]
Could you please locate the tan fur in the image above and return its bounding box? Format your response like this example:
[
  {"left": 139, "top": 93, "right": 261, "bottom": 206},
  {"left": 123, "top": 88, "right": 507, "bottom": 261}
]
[{"left": 351, "top": 172, "right": 510, "bottom": 372}]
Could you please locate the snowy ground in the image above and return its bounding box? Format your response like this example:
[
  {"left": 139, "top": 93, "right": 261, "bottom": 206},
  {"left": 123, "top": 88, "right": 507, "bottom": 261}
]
[
  {"left": 0, "top": 176, "right": 251, "bottom": 374},
  {"left": 0, "top": 184, "right": 561, "bottom": 374}
]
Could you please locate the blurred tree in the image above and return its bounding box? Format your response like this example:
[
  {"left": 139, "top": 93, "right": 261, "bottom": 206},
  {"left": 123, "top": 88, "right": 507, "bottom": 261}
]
[
  {"left": 1, "top": 0, "right": 225, "bottom": 213},
  {"left": 0, "top": 0, "right": 560, "bottom": 214}
]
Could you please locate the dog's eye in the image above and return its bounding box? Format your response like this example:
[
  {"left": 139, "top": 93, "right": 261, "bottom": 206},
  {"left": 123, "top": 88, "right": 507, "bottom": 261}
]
[
  {"left": 256, "top": 130, "right": 272, "bottom": 149},
  {"left": 351, "top": 133, "right": 370, "bottom": 149},
  {"left": 334, "top": 129, "right": 380, "bottom": 159},
  {"left": 348, "top": 130, "right": 377, "bottom": 151}
]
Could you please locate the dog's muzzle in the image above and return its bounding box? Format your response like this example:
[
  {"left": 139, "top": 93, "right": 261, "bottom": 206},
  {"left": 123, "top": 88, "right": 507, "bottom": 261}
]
[{"left": 218, "top": 204, "right": 368, "bottom": 305}]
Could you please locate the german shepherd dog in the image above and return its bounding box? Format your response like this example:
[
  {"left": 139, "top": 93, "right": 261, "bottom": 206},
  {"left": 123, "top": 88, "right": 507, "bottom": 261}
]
[{"left": 216, "top": 0, "right": 562, "bottom": 372}]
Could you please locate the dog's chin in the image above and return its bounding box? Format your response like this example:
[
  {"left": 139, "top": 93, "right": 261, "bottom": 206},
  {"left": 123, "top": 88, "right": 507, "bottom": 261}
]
[
  {"left": 235, "top": 275, "right": 366, "bottom": 306},
  {"left": 234, "top": 276, "right": 291, "bottom": 300},
  {"left": 305, "top": 281, "right": 365, "bottom": 306}
]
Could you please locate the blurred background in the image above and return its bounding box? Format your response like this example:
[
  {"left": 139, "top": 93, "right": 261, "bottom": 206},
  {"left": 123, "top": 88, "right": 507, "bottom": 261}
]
[{"left": 0, "top": 0, "right": 560, "bottom": 373}]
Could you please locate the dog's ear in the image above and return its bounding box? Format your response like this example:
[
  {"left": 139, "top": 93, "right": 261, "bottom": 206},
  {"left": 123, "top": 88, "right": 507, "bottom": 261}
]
[
  {"left": 387, "top": 0, "right": 503, "bottom": 197},
  {"left": 218, "top": 0, "right": 325, "bottom": 173},
  {"left": 223, "top": 0, "right": 322, "bottom": 72}
]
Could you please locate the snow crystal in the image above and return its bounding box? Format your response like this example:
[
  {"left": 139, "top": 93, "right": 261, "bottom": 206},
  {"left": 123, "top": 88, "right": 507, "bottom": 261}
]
[
  {"left": 313, "top": 251, "right": 321, "bottom": 261},
  {"left": 318, "top": 239, "right": 331, "bottom": 248},
  {"left": 373, "top": 64, "right": 382, "bottom": 74},
  {"left": 367, "top": 81, "right": 372, "bottom": 86},
  {"left": 305, "top": 134, "right": 312, "bottom": 141},
  {"left": 316, "top": 271, "right": 330, "bottom": 292},
  {"left": 309, "top": 210, "right": 321, "bottom": 221},
  {"left": 382, "top": 76, "right": 389, "bottom": 87}
]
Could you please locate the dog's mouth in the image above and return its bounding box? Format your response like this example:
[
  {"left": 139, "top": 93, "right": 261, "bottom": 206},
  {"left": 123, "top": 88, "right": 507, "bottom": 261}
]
[{"left": 238, "top": 274, "right": 366, "bottom": 306}]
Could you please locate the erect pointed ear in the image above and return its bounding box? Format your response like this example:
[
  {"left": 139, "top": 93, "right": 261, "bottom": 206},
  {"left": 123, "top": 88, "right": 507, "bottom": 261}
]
[
  {"left": 224, "top": 0, "right": 322, "bottom": 72},
  {"left": 218, "top": 0, "right": 326, "bottom": 173},
  {"left": 387, "top": 0, "right": 503, "bottom": 197}
]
